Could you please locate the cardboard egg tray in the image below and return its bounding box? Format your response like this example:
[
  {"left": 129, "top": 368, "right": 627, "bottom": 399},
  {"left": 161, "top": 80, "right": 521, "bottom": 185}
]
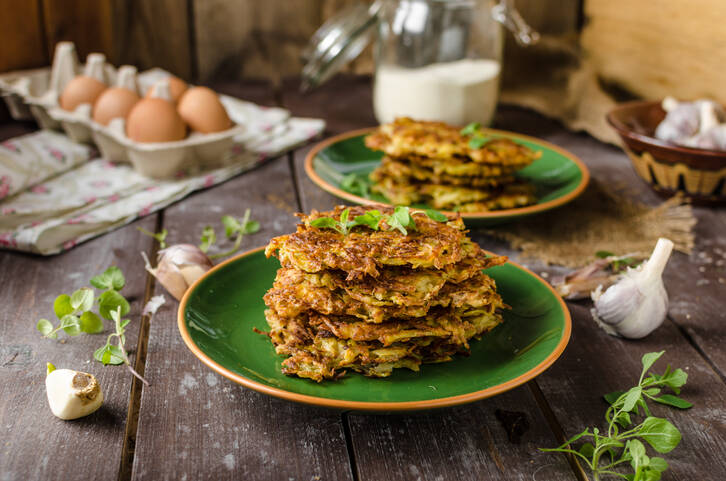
[{"left": 0, "top": 43, "right": 256, "bottom": 179}]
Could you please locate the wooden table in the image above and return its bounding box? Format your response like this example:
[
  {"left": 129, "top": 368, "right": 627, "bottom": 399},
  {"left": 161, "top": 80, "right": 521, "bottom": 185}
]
[{"left": 1, "top": 76, "right": 725, "bottom": 481}]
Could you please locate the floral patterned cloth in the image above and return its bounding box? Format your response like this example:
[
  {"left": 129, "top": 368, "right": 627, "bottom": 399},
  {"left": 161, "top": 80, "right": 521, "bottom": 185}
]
[{"left": 0, "top": 110, "right": 324, "bottom": 255}]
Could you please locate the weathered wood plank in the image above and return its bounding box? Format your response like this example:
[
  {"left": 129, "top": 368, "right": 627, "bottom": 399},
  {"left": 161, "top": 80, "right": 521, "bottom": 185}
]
[
  {"left": 0, "top": 214, "right": 158, "bottom": 480},
  {"left": 131, "top": 155, "right": 353, "bottom": 480},
  {"left": 111, "top": 0, "right": 194, "bottom": 80},
  {"left": 0, "top": 0, "right": 48, "bottom": 73},
  {"left": 41, "top": 0, "right": 114, "bottom": 64},
  {"left": 347, "top": 387, "right": 576, "bottom": 480}
]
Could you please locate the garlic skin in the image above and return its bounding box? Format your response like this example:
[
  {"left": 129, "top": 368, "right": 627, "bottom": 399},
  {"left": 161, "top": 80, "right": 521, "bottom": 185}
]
[
  {"left": 591, "top": 238, "right": 674, "bottom": 339},
  {"left": 46, "top": 369, "right": 104, "bottom": 420},
  {"left": 144, "top": 244, "right": 214, "bottom": 300}
]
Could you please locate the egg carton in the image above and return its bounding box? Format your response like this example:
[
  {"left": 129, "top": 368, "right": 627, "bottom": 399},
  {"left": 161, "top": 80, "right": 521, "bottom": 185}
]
[{"left": 0, "top": 42, "right": 269, "bottom": 179}]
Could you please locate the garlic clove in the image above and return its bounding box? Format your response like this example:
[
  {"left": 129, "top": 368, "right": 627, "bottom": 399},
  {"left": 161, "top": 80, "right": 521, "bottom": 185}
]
[
  {"left": 591, "top": 238, "right": 674, "bottom": 339},
  {"left": 143, "top": 244, "right": 214, "bottom": 301},
  {"left": 46, "top": 368, "right": 103, "bottom": 420}
]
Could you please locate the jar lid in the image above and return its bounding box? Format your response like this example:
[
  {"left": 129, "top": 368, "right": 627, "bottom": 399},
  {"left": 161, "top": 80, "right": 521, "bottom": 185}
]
[{"left": 300, "top": 1, "right": 381, "bottom": 92}]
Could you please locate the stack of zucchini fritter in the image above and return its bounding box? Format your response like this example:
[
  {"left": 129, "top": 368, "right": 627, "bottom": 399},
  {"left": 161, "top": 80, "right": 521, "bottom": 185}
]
[
  {"left": 366, "top": 117, "right": 540, "bottom": 212},
  {"left": 262, "top": 205, "right": 508, "bottom": 382}
]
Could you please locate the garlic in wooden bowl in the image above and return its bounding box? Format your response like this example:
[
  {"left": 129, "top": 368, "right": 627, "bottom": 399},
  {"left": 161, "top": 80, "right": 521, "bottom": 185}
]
[{"left": 45, "top": 363, "right": 103, "bottom": 420}]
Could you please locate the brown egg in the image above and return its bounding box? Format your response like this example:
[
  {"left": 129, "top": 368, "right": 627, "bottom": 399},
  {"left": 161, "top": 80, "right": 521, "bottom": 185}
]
[
  {"left": 92, "top": 87, "right": 140, "bottom": 126},
  {"left": 145, "top": 76, "right": 188, "bottom": 103},
  {"left": 59, "top": 76, "right": 107, "bottom": 112},
  {"left": 126, "top": 98, "right": 187, "bottom": 143},
  {"left": 177, "top": 86, "right": 232, "bottom": 133}
]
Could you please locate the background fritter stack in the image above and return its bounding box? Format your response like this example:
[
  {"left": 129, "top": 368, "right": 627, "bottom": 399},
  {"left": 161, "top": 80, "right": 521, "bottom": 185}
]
[
  {"left": 366, "top": 117, "right": 541, "bottom": 212},
  {"left": 262, "top": 205, "right": 508, "bottom": 382}
]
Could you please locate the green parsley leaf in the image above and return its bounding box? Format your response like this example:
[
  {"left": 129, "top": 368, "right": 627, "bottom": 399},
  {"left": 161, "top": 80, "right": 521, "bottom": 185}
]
[
  {"left": 80, "top": 311, "right": 104, "bottom": 334},
  {"left": 638, "top": 417, "right": 681, "bottom": 453},
  {"left": 310, "top": 217, "right": 344, "bottom": 234},
  {"left": 60, "top": 314, "right": 82, "bottom": 336},
  {"left": 651, "top": 394, "right": 693, "bottom": 409},
  {"left": 460, "top": 122, "right": 481, "bottom": 136},
  {"left": 350, "top": 210, "right": 383, "bottom": 231},
  {"left": 423, "top": 209, "right": 448, "bottom": 222},
  {"left": 37, "top": 319, "right": 55, "bottom": 338},
  {"left": 70, "top": 287, "right": 94, "bottom": 312},
  {"left": 90, "top": 266, "right": 126, "bottom": 291},
  {"left": 53, "top": 294, "right": 74, "bottom": 319},
  {"left": 98, "top": 290, "right": 130, "bottom": 320},
  {"left": 468, "top": 136, "right": 488, "bottom": 149},
  {"left": 199, "top": 226, "right": 216, "bottom": 253},
  {"left": 94, "top": 344, "right": 124, "bottom": 365}
]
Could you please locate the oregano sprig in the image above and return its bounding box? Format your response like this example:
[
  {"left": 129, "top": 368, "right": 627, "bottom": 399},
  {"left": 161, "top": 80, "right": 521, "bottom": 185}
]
[
  {"left": 93, "top": 307, "right": 148, "bottom": 385},
  {"left": 341, "top": 172, "right": 371, "bottom": 197},
  {"left": 137, "top": 227, "right": 168, "bottom": 249},
  {"left": 541, "top": 351, "right": 691, "bottom": 481},
  {"left": 309, "top": 206, "right": 448, "bottom": 236},
  {"left": 209, "top": 209, "right": 260, "bottom": 259}
]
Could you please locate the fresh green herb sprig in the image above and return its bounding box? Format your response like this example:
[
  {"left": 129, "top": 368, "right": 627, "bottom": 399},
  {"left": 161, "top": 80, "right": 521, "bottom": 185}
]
[
  {"left": 310, "top": 206, "right": 447, "bottom": 236},
  {"left": 137, "top": 227, "right": 168, "bottom": 249},
  {"left": 206, "top": 209, "right": 260, "bottom": 259},
  {"left": 595, "top": 250, "right": 643, "bottom": 274},
  {"left": 94, "top": 307, "right": 148, "bottom": 385},
  {"left": 199, "top": 225, "right": 216, "bottom": 253},
  {"left": 460, "top": 122, "right": 489, "bottom": 149},
  {"left": 541, "top": 351, "right": 692, "bottom": 481},
  {"left": 37, "top": 266, "right": 129, "bottom": 339},
  {"left": 341, "top": 172, "right": 372, "bottom": 197}
]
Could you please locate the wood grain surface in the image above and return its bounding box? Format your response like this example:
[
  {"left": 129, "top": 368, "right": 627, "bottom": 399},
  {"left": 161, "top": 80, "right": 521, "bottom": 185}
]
[
  {"left": 1, "top": 76, "right": 725, "bottom": 481},
  {"left": 0, "top": 214, "right": 158, "bottom": 480}
]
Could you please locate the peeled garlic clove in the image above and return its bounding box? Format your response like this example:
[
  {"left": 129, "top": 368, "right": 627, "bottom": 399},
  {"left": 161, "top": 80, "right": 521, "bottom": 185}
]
[
  {"left": 144, "top": 244, "right": 214, "bottom": 301},
  {"left": 591, "top": 238, "right": 673, "bottom": 339},
  {"left": 46, "top": 368, "right": 103, "bottom": 420}
]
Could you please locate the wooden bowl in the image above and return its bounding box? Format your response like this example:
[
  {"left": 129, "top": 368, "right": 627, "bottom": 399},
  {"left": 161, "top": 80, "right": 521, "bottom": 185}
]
[{"left": 607, "top": 100, "right": 726, "bottom": 205}]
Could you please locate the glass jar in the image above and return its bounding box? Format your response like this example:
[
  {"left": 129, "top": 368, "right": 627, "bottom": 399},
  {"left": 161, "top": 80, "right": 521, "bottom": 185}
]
[{"left": 302, "top": 0, "right": 537, "bottom": 126}]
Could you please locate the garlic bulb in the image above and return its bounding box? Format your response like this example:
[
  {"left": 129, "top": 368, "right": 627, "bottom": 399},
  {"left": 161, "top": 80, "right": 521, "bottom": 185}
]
[
  {"left": 143, "top": 244, "right": 214, "bottom": 300},
  {"left": 591, "top": 238, "right": 674, "bottom": 339},
  {"left": 46, "top": 365, "right": 103, "bottom": 420}
]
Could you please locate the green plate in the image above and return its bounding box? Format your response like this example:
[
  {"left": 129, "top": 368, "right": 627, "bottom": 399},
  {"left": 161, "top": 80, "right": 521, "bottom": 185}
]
[
  {"left": 304, "top": 128, "right": 590, "bottom": 226},
  {"left": 178, "top": 247, "right": 572, "bottom": 412}
]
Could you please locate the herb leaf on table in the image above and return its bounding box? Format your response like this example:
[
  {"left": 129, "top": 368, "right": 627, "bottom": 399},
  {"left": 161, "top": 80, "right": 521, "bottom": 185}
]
[{"left": 540, "top": 351, "right": 691, "bottom": 481}]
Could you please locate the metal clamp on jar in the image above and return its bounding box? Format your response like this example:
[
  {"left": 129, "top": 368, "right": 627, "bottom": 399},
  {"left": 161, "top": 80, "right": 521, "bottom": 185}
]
[{"left": 302, "top": 0, "right": 538, "bottom": 126}]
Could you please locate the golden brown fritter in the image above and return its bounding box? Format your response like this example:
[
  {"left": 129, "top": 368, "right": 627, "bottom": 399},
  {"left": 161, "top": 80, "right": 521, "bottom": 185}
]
[
  {"left": 365, "top": 117, "right": 540, "bottom": 166},
  {"left": 370, "top": 174, "right": 537, "bottom": 211},
  {"left": 263, "top": 307, "right": 503, "bottom": 381},
  {"left": 265, "top": 269, "right": 505, "bottom": 323},
  {"left": 373, "top": 157, "right": 516, "bottom": 187},
  {"left": 265, "top": 205, "right": 471, "bottom": 279}
]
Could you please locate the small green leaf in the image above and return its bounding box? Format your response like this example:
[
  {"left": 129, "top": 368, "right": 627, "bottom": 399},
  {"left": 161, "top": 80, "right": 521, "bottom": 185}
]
[
  {"left": 70, "top": 287, "right": 94, "bottom": 312},
  {"left": 460, "top": 122, "right": 481, "bottom": 136},
  {"left": 341, "top": 173, "right": 371, "bottom": 197},
  {"left": 94, "top": 345, "right": 124, "bottom": 365},
  {"left": 468, "top": 136, "right": 487, "bottom": 149},
  {"left": 310, "top": 217, "right": 343, "bottom": 234},
  {"left": 46, "top": 362, "right": 56, "bottom": 375},
  {"left": 137, "top": 227, "right": 168, "bottom": 249},
  {"left": 604, "top": 390, "right": 625, "bottom": 405},
  {"left": 389, "top": 206, "right": 415, "bottom": 235},
  {"left": 243, "top": 220, "right": 260, "bottom": 234},
  {"left": 423, "top": 209, "right": 448, "bottom": 222},
  {"left": 662, "top": 368, "right": 687, "bottom": 393},
  {"left": 350, "top": 210, "right": 383, "bottom": 231},
  {"left": 648, "top": 457, "right": 669, "bottom": 473},
  {"left": 120, "top": 318, "right": 130, "bottom": 329},
  {"left": 339, "top": 208, "right": 350, "bottom": 225},
  {"left": 627, "top": 439, "right": 647, "bottom": 466},
  {"left": 60, "top": 314, "right": 81, "bottom": 336},
  {"left": 98, "top": 290, "right": 130, "bottom": 320},
  {"left": 53, "top": 294, "right": 74, "bottom": 319},
  {"left": 652, "top": 394, "right": 693, "bottom": 409},
  {"left": 622, "top": 386, "right": 642, "bottom": 412},
  {"left": 639, "top": 417, "right": 681, "bottom": 453},
  {"left": 579, "top": 442, "right": 595, "bottom": 458},
  {"left": 221, "top": 215, "right": 241, "bottom": 238},
  {"left": 37, "top": 319, "right": 54, "bottom": 337},
  {"left": 79, "top": 311, "right": 104, "bottom": 334},
  {"left": 641, "top": 351, "right": 665, "bottom": 378},
  {"left": 199, "top": 226, "right": 216, "bottom": 253},
  {"left": 596, "top": 250, "right": 615, "bottom": 258},
  {"left": 90, "top": 266, "right": 126, "bottom": 291}
]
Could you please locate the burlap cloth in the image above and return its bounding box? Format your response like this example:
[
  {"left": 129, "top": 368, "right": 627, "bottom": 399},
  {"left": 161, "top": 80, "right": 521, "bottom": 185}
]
[{"left": 486, "top": 181, "right": 696, "bottom": 268}]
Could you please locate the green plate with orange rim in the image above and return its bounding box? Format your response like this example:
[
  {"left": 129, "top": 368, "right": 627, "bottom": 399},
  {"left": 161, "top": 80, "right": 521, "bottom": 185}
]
[
  {"left": 178, "top": 246, "right": 572, "bottom": 412},
  {"left": 304, "top": 128, "right": 590, "bottom": 226}
]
